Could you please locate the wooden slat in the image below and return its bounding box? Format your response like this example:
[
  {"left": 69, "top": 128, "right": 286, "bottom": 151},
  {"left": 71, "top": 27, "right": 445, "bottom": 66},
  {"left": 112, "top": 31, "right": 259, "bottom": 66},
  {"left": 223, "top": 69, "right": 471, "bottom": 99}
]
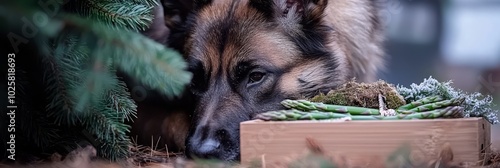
[{"left": 240, "top": 118, "right": 490, "bottom": 167}]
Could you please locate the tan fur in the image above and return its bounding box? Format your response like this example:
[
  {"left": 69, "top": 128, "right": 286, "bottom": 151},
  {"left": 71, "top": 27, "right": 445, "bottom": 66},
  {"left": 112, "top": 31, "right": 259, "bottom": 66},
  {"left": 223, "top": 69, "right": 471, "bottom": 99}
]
[
  {"left": 266, "top": 0, "right": 385, "bottom": 88},
  {"left": 285, "top": 0, "right": 385, "bottom": 83},
  {"left": 324, "top": 0, "right": 386, "bottom": 82},
  {"left": 250, "top": 31, "right": 300, "bottom": 68}
]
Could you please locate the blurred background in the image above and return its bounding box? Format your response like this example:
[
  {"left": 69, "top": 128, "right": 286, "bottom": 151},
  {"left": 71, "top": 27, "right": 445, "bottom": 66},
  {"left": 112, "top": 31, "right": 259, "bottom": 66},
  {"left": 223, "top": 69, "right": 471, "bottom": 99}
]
[{"left": 379, "top": 0, "right": 500, "bottom": 148}]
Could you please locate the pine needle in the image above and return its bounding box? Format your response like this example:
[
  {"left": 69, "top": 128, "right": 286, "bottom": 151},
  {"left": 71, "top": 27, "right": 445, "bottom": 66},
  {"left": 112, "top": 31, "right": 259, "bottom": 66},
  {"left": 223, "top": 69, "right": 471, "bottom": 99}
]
[
  {"left": 43, "top": 33, "right": 90, "bottom": 125},
  {"left": 71, "top": 0, "right": 156, "bottom": 31}
]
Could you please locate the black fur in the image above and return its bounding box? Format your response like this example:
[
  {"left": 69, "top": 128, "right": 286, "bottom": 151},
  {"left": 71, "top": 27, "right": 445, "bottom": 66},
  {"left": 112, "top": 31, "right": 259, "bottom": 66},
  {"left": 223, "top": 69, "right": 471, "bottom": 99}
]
[
  {"left": 231, "top": 61, "right": 252, "bottom": 88},
  {"left": 290, "top": 26, "right": 333, "bottom": 59},
  {"left": 295, "top": 0, "right": 331, "bottom": 59},
  {"left": 187, "top": 59, "right": 209, "bottom": 94},
  {"left": 193, "top": 0, "right": 213, "bottom": 11},
  {"left": 215, "top": 3, "right": 237, "bottom": 56},
  {"left": 297, "top": 56, "right": 340, "bottom": 97},
  {"left": 248, "top": 0, "right": 275, "bottom": 19}
]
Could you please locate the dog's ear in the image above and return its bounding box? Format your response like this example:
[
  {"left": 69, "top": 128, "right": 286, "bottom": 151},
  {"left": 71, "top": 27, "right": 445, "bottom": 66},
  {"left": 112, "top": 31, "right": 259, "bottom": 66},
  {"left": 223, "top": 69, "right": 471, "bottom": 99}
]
[{"left": 249, "top": 0, "right": 327, "bottom": 25}]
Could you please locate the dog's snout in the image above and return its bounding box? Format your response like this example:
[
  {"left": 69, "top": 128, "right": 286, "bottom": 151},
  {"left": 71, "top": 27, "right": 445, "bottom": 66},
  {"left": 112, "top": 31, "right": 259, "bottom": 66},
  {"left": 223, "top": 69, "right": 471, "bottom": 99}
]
[
  {"left": 186, "top": 125, "right": 230, "bottom": 159},
  {"left": 191, "top": 138, "right": 220, "bottom": 157}
]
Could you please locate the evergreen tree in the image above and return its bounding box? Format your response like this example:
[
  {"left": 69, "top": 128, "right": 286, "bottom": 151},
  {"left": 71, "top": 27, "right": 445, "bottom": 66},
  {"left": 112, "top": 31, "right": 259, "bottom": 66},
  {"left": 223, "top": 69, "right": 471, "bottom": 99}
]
[{"left": 0, "top": 0, "right": 191, "bottom": 161}]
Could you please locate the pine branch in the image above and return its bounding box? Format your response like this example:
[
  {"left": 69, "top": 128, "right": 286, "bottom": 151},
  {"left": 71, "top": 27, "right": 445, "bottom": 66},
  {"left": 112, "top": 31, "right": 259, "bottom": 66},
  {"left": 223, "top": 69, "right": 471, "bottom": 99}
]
[
  {"left": 39, "top": 26, "right": 137, "bottom": 161},
  {"left": 53, "top": 13, "right": 192, "bottom": 98},
  {"left": 81, "top": 105, "right": 132, "bottom": 160},
  {"left": 43, "top": 33, "right": 90, "bottom": 125},
  {"left": 99, "top": 136, "right": 131, "bottom": 161},
  {"left": 101, "top": 0, "right": 159, "bottom": 7},
  {"left": 75, "top": 20, "right": 192, "bottom": 98},
  {"left": 2, "top": 3, "right": 192, "bottom": 99},
  {"left": 21, "top": 11, "right": 188, "bottom": 122},
  {"left": 57, "top": 31, "right": 139, "bottom": 161},
  {"left": 71, "top": 0, "right": 156, "bottom": 31},
  {"left": 70, "top": 55, "right": 117, "bottom": 113},
  {"left": 2, "top": 1, "right": 190, "bottom": 161},
  {"left": 104, "top": 73, "right": 138, "bottom": 122}
]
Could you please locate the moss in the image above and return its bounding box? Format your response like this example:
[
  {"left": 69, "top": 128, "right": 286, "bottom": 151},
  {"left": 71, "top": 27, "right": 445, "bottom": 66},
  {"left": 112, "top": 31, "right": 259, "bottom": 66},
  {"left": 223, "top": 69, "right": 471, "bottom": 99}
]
[{"left": 308, "top": 79, "right": 406, "bottom": 109}]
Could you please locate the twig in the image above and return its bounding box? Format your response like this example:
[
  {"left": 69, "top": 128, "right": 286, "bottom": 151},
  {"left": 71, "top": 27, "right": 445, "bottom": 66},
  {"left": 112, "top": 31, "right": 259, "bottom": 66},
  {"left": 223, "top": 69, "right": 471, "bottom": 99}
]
[
  {"left": 154, "top": 136, "right": 161, "bottom": 151},
  {"left": 261, "top": 154, "right": 266, "bottom": 168},
  {"left": 150, "top": 135, "right": 153, "bottom": 156},
  {"left": 379, "top": 94, "right": 396, "bottom": 116},
  {"left": 165, "top": 144, "right": 169, "bottom": 160}
]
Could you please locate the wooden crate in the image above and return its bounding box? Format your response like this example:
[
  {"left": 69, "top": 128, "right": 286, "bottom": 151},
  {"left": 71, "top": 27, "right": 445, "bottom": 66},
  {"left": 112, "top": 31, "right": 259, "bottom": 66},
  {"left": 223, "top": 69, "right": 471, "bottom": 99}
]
[{"left": 240, "top": 117, "right": 491, "bottom": 167}]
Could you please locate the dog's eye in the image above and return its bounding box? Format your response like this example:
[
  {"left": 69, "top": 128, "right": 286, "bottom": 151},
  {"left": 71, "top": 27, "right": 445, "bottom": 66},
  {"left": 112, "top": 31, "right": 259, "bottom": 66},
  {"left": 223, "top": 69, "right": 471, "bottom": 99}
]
[{"left": 249, "top": 72, "right": 265, "bottom": 84}]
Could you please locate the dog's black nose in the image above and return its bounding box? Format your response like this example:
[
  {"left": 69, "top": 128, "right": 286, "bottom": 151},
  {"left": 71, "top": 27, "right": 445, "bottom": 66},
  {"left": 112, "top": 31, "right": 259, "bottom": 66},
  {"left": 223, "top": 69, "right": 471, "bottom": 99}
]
[
  {"left": 188, "top": 138, "right": 221, "bottom": 158},
  {"left": 186, "top": 125, "right": 229, "bottom": 159}
]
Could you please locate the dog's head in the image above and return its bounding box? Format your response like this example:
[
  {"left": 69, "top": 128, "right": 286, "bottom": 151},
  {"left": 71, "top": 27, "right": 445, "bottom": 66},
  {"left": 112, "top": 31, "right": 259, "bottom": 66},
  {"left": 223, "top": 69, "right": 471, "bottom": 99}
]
[{"left": 182, "top": 0, "right": 369, "bottom": 161}]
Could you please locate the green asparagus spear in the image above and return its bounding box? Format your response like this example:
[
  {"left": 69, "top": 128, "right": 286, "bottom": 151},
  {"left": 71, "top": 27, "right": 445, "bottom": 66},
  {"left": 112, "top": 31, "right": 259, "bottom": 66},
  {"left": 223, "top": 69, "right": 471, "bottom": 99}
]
[
  {"left": 407, "top": 97, "right": 465, "bottom": 112},
  {"left": 254, "top": 109, "right": 347, "bottom": 121},
  {"left": 281, "top": 99, "right": 381, "bottom": 115},
  {"left": 396, "top": 96, "right": 444, "bottom": 110},
  {"left": 254, "top": 106, "right": 464, "bottom": 121}
]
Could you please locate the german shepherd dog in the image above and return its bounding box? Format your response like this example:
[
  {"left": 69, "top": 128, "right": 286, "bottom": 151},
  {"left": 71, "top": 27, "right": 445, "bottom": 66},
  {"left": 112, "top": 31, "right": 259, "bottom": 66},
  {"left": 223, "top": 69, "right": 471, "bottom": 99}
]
[{"left": 138, "top": 0, "right": 385, "bottom": 162}]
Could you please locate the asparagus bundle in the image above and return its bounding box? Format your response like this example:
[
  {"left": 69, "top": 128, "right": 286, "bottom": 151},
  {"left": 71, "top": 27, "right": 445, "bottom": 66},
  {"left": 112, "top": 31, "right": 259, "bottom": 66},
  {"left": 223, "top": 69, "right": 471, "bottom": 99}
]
[
  {"left": 255, "top": 96, "right": 467, "bottom": 121},
  {"left": 255, "top": 106, "right": 464, "bottom": 121},
  {"left": 280, "top": 98, "right": 465, "bottom": 115}
]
